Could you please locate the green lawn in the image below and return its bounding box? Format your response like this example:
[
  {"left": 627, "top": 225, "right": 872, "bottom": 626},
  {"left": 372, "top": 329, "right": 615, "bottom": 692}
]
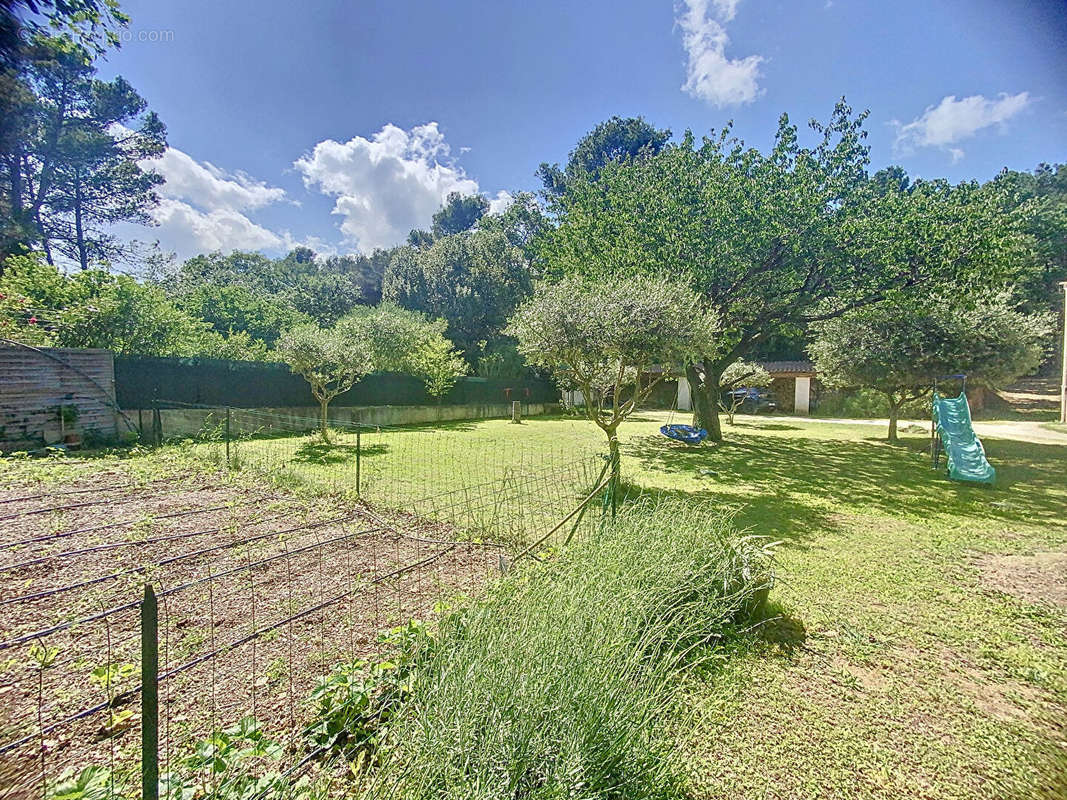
[
  {"left": 607, "top": 413, "right": 1067, "bottom": 800},
  {"left": 4, "top": 409, "right": 1065, "bottom": 797},
  {"left": 175, "top": 408, "right": 1067, "bottom": 798}
]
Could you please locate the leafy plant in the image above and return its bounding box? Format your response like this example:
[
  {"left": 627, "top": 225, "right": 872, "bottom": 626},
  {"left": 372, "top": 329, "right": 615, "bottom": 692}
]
[{"left": 307, "top": 621, "right": 431, "bottom": 763}]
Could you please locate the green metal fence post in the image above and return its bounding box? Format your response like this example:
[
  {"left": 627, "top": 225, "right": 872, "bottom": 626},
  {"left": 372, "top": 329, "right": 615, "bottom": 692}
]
[
  {"left": 151, "top": 399, "right": 162, "bottom": 448},
  {"left": 355, "top": 425, "right": 361, "bottom": 497},
  {"left": 141, "top": 584, "right": 159, "bottom": 800}
]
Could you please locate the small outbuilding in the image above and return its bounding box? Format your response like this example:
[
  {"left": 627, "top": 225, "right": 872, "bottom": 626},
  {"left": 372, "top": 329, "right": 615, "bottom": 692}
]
[
  {"left": 761, "top": 361, "right": 817, "bottom": 415},
  {"left": 674, "top": 360, "right": 819, "bottom": 416}
]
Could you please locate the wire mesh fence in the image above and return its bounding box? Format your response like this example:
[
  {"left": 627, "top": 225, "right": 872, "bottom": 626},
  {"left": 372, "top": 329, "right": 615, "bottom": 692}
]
[
  {"left": 0, "top": 405, "right": 612, "bottom": 799},
  {"left": 154, "top": 401, "right": 606, "bottom": 547}
]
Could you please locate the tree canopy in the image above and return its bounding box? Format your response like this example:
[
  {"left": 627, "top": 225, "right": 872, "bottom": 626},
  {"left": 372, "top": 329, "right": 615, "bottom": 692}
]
[
  {"left": 383, "top": 228, "right": 533, "bottom": 362},
  {"left": 0, "top": 252, "right": 268, "bottom": 358},
  {"left": 541, "top": 100, "right": 1020, "bottom": 440},
  {"left": 537, "top": 115, "right": 671, "bottom": 196},
  {"left": 2, "top": 34, "right": 166, "bottom": 267},
  {"left": 508, "top": 274, "right": 716, "bottom": 483},
  {"left": 276, "top": 321, "right": 373, "bottom": 440},
  {"left": 810, "top": 294, "right": 1051, "bottom": 439},
  {"left": 341, "top": 302, "right": 467, "bottom": 400},
  {"left": 431, "top": 192, "right": 489, "bottom": 238}
]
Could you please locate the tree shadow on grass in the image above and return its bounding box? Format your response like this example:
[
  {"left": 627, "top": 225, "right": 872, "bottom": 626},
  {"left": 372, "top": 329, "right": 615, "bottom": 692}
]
[
  {"left": 731, "top": 419, "right": 803, "bottom": 432},
  {"left": 291, "top": 440, "right": 388, "bottom": 465},
  {"left": 752, "top": 601, "right": 808, "bottom": 658},
  {"left": 621, "top": 428, "right": 1067, "bottom": 548}
]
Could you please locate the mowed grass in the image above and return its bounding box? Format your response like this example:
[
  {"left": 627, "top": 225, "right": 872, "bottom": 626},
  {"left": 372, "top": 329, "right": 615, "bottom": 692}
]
[
  {"left": 3, "top": 409, "right": 1065, "bottom": 797},
  {"left": 228, "top": 409, "right": 1067, "bottom": 796},
  {"left": 606, "top": 412, "right": 1067, "bottom": 800}
]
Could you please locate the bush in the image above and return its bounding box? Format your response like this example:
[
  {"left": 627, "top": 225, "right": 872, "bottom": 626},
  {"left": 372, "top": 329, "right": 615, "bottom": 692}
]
[
  {"left": 364, "top": 499, "right": 774, "bottom": 799},
  {"left": 814, "top": 388, "right": 930, "bottom": 421}
]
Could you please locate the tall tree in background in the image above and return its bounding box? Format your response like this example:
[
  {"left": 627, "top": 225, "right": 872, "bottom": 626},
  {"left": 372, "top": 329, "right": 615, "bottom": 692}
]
[
  {"left": 431, "top": 191, "right": 488, "bottom": 238},
  {"left": 2, "top": 34, "right": 165, "bottom": 268},
  {"left": 165, "top": 248, "right": 365, "bottom": 326},
  {"left": 41, "top": 73, "right": 165, "bottom": 268},
  {"left": 321, "top": 247, "right": 394, "bottom": 305},
  {"left": 537, "top": 115, "right": 671, "bottom": 196},
  {"left": 992, "top": 163, "right": 1067, "bottom": 373},
  {"left": 542, "top": 101, "right": 1019, "bottom": 441},
  {"left": 383, "top": 228, "right": 533, "bottom": 361},
  {"left": 477, "top": 191, "right": 549, "bottom": 266}
]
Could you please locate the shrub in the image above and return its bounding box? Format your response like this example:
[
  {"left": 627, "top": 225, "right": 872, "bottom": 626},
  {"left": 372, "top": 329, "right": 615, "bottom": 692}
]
[
  {"left": 814, "top": 388, "right": 930, "bottom": 421},
  {"left": 363, "top": 499, "right": 774, "bottom": 799}
]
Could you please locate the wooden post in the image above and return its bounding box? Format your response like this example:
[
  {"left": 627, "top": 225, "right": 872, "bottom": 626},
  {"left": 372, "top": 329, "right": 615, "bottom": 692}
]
[{"left": 511, "top": 400, "right": 522, "bottom": 424}]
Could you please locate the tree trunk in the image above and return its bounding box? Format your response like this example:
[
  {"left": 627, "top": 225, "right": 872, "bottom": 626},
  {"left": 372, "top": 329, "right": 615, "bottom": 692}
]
[
  {"left": 688, "top": 361, "right": 723, "bottom": 442},
  {"left": 319, "top": 398, "right": 330, "bottom": 442},
  {"left": 74, "top": 180, "right": 88, "bottom": 270},
  {"left": 605, "top": 427, "right": 621, "bottom": 514},
  {"left": 35, "top": 207, "right": 54, "bottom": 265},
  {"left": 887, "top": 398, "right": 901, "bottom": 442}
]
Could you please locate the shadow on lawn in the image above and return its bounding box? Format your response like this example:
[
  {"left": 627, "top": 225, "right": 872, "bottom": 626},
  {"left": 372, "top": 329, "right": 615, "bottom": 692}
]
[
  {"left": 621, "top": 427, "right": 1067, "bottom": 547},
  {"left": 291, "top": 440, "right": 388, "bottom": 465}
]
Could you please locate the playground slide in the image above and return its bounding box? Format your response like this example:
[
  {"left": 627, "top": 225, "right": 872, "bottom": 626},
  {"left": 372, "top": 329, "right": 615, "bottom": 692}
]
[{"left": 932, "top": 391, "right": 995, "bottom": 485}]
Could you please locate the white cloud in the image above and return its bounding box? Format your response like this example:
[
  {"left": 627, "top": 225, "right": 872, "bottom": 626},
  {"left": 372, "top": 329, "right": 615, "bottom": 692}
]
[
  {"left": 711, "top": 0, "right": 740, "bottom": 21},
  {"left": 295, "top": 122, "right": 481, "bottom": 253},
  {"left": 488, "top": 190, "right": 515, "bottom": 215},
  {"left": 149, "top": 198, "right": 284, "bottom": 254},
  {"left": 146, "top": 148, "right": 286, "bottom": 212},
  {"left": 130, "top": 143, "right": 296, "bottom": 259},
  {"left": 676, "top": 0, "right": 763, "bottom": 107},
  {"left": 892, "top": 92, "right": 1031, "bottom": 160}
]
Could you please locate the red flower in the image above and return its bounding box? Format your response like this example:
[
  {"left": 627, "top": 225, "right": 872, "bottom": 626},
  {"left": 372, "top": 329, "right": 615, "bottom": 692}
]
[{"left": 28, "top": 316, "right": 37, "bottom": 325}]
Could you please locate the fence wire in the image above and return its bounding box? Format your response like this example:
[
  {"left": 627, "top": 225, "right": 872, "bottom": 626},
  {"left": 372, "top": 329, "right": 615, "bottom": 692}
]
[{"left": 0, "top": 404, "right": 610, "bottom": 799}]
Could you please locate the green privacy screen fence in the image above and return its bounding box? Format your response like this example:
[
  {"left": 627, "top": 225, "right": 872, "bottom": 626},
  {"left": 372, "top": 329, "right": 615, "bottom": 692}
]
[{"left": 114, "top": 355, "right": 559, "bottom": 409}]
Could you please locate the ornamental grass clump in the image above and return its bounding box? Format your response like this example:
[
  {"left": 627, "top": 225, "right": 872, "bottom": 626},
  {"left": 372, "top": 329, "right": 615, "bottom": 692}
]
[{"left": 363, "top": 499, "right": 774, "bottom": 800}]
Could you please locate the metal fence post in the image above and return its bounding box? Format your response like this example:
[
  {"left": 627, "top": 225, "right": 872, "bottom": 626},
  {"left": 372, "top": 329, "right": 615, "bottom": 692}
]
[
  {"left": 151, "top": 400, "right": 162, "bottom": 448},
  {"left": 225, "top": 407, "right": 231, "bottom": 467},
  {"left": 141, "top": 584, "right": 159, "bottom": 800},
  {"left": 355, "top": 426, "right": 361, "bottom": 497}
]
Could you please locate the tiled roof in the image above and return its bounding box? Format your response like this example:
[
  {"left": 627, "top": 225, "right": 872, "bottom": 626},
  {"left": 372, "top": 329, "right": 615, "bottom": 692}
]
[{"left": 759, "top": 360, "right": 816, "bottom": 375}]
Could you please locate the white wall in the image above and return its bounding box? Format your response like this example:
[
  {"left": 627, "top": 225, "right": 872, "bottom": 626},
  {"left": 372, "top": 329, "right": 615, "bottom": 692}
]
[
  {"left": 794, "top": 376, "right": 811, "bottom": 415},
  {"left": 677, "top": 376, "right": 692, "bottom": 411}
]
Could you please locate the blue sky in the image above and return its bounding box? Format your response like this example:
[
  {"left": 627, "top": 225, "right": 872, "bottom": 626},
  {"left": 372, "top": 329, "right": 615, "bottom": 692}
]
[{"left": 97, "top": 0, "right": 1067, "bottom": 261}]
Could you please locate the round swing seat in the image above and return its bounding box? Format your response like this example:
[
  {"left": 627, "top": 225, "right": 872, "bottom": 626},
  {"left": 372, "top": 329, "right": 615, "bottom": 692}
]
[{"left": 660, "top": 424, "right": 708, "bottom": 445}]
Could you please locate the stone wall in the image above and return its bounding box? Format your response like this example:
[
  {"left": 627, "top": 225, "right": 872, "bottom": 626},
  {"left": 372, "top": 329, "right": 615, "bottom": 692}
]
[{"left": 131, "top": 402, "right": 559, "bottom": 439}]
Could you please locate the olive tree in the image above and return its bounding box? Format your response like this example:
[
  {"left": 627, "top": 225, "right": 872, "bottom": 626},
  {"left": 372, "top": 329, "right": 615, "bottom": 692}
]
[
  {"left": 718, "top": 360, "right": 772, "bottom": 425},
  {"left": 507, "top": 275, "right": 717, "bottom": 484},
  {"left": 541, "top": 101, "right": 1019, "bottom": 442},
  {"left": 340, "top": 302, "right": 467, "bottom": 401},
  {"left": 810, "top": 295, "right": 1051, "bottom": 441},
  {"left": 276, "top": 323, "right": 372, "bottom": 441}
]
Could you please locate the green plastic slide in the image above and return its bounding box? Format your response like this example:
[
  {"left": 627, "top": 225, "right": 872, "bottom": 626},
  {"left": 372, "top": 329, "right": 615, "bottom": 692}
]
[{"left": 932, "top": 391, "right": 995, "bottom": 485}]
